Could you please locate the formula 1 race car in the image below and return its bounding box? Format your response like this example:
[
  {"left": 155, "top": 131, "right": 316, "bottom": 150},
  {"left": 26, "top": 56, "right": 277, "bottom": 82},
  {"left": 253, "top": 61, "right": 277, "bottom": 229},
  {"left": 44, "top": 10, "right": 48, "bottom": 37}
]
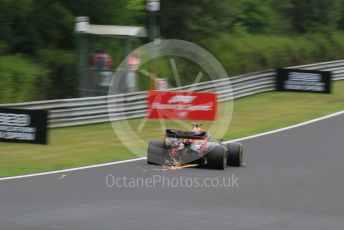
[{"left": 147, "top": 128, "right": 243, "bottom": 170}]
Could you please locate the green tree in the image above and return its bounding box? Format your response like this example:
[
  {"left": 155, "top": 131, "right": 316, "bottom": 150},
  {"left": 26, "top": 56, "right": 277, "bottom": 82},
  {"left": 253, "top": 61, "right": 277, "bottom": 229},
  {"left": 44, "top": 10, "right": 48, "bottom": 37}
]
[
  {"left": 277, "top": 0, "right": 342, "bottom": 33},
  {"left": 160, "top": 0, "right": 243, "bottom": 41},
  {"left": 0, "top": 0, "right": 38, "bottom": 53},
  {"left": 236, "top": 0, "right": 275, "bottom": 33},
  {"left": 60, "top": 0, "right": 141, "bottom": 25},
  {"left": 337, "top": 0, "right": 344, "bottom": 30}
]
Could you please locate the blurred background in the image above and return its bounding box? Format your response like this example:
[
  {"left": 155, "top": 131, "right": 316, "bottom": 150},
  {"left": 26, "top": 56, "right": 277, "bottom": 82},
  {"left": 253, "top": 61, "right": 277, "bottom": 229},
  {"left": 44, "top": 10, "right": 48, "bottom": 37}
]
[
  {"left": 1, "top": 0, "right": 344, "bottom": 102},
  {"left": 2, "top": 0, "right": 344, "bottom": 177}
]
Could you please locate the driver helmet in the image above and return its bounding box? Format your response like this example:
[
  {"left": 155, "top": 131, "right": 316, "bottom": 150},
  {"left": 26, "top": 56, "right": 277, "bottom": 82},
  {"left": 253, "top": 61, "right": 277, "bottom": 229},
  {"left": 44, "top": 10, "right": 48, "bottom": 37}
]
[{"left": 191, "top": 122, "right": 203, "bottom": 132}]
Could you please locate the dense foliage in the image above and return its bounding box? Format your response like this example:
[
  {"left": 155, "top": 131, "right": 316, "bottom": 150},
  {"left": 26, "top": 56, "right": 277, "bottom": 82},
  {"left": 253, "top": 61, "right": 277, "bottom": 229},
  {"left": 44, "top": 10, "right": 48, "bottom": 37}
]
[{"left": 1, "top": 0, "right": 344, "bottom": 102}]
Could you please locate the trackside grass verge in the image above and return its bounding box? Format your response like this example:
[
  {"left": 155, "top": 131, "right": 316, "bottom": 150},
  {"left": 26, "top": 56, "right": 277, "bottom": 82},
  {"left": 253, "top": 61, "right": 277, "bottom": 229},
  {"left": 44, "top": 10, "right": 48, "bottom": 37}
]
[{"left": 1, "top": 81, "right": 344, "bottom": 178}]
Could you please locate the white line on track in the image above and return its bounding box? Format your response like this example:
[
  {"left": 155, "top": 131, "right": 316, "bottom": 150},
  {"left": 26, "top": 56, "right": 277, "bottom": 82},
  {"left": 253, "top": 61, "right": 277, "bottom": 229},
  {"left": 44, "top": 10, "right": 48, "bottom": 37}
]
[
  {"left": 226, "top": 110, "right": 344, "bottom": 143},
  {"left": 1, "top": 110, "right": 344, "bottom": 182},
  {"left": 0, "top": 157, "right": 146, "bottom": 182}
]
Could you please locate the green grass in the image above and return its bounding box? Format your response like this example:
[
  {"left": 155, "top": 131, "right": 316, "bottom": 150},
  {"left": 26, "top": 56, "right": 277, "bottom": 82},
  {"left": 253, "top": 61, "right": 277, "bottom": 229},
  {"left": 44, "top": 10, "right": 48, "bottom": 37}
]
[{"left": 1, "top": 81, "right": 344, "bottom": 177}]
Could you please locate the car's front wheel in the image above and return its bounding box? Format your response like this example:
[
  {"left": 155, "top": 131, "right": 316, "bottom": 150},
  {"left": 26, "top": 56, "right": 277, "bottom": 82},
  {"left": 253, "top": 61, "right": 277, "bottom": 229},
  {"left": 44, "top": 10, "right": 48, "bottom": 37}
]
[{"left": 226, "top": 142, "right": 243, "bottom": 167}]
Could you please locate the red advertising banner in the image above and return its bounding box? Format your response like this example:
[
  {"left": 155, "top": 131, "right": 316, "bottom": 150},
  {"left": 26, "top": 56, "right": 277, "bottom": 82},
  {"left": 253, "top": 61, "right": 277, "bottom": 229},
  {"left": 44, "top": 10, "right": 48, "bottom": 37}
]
[{"left": 147, "top": 91, "right": 217, "bottom": 120}]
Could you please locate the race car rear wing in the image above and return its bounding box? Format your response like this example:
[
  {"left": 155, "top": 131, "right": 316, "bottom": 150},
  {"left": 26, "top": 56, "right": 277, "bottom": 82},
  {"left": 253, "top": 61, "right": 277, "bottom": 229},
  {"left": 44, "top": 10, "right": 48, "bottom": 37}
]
[{"left": 165, "top": 129, "right": 207, "bottom": 140}]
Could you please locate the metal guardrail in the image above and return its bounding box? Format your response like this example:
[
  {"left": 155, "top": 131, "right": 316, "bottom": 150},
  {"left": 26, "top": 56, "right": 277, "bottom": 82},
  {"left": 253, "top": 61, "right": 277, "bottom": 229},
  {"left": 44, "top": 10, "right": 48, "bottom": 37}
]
[{"left": 1, "top": 60, "right": 344, "bottom": 128}]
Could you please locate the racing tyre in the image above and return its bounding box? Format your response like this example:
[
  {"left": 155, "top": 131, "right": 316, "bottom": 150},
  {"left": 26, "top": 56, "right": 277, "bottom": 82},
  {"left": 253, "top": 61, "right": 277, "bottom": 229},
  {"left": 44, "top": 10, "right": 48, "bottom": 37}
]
[
  {"left": 226, "top": 142, "right": 243, "bottom": 167},
  {"left": 147, "top": 140, "right": 167, "bottom": 165},
  {"left": 207, "top": 145, "right": 226, "bottom": 170}
]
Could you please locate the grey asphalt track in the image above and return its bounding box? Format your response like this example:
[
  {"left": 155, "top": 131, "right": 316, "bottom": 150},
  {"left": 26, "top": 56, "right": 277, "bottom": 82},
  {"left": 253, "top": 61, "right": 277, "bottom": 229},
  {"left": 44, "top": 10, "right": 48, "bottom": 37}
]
[{"left": 1, "top": 113, "right": 344, "bottom": 230}]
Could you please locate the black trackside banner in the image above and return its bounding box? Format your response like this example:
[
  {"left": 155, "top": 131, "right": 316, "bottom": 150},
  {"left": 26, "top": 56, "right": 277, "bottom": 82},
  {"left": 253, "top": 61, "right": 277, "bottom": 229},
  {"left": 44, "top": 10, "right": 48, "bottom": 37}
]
[
  {"left": 0, "top": 108, "right": 48, "bottom": 144},
  {"left": 276, "top": 68, "right": 332, "bottom": 94}
]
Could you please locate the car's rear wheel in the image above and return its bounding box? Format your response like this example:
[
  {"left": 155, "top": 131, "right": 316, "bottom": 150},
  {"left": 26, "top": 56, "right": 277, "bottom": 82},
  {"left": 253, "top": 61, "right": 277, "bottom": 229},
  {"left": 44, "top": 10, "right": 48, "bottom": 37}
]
[
  {"left": 226, "top": 142, "right": 243, "bottom": 167},
  {"left": 207, "top": 145, "right": 226, "bottom": 170},
  {"left": 147, "top": 140, "right": 167, "bottom": 165}
]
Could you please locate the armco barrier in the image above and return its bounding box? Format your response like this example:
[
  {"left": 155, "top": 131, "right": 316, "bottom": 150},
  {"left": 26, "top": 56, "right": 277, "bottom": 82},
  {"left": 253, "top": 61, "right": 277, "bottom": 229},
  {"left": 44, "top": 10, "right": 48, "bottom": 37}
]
[{"left": 1, "top": 60, "right": 344, "bottom": 128}]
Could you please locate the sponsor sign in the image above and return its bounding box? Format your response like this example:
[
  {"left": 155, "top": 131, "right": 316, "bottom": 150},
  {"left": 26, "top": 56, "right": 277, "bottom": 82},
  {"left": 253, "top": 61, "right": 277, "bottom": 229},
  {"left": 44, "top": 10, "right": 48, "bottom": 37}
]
[
  {"left": 0, "top": 108, "right": 48, "bottom": 144},
  {"left": 276, "top": 68, "right": 332, "bottom": 94},
  {"left": 147, "top": 91, "right": 217, "bottom": 120}
]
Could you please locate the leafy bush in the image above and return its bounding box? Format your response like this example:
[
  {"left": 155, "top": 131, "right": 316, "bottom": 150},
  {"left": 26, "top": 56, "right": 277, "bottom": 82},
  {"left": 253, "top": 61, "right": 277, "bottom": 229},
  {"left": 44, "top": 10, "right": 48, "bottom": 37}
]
[
  {"left": 36, "top": 49, "right": 77, "bottom": 99},
  {"left": 202, "top": 32, "right": 344, "bottom": 76},
  {"left": 0, "top": 50, "right": 76, "bottom": 103},
  {"left": 0, "top": 55, "right": 49, "bottom": 103}
]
